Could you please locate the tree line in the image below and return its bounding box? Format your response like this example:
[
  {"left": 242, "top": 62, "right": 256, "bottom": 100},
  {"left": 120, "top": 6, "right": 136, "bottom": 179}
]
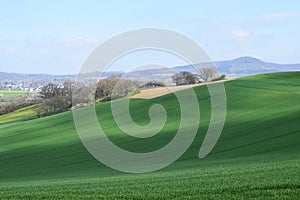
[
  {"left": 0, "top": 93, "right": 38, "bottom": 116},
  {"left": 172, "top": 66, "right": 225, "bottom": 86},
  {"left": 37, "top": 75, "right": 139, "bottom": 117},
  {"left": 0, "top": 66, "right": 224, "bottom": 118}
]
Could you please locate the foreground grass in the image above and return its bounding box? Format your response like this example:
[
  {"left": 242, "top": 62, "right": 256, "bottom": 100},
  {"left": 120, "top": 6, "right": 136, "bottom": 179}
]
[
  {"left": 0, "top": 72, "right": 299, "bottom": 199},
  {"left": 1, "top": 157, "right": 299, "bottom": 199}
]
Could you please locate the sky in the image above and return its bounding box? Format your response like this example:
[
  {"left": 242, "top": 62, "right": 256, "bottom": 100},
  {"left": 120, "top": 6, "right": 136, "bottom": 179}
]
[{"left": 0, "top": 0, "right": 299, "bottom": 74}]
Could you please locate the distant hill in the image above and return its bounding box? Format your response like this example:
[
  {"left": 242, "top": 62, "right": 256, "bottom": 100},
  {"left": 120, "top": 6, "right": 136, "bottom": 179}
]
[
  {"left": 0, "top": 71, "right": 65, "bottom": 81},
  {"left": 124, "top": 56, "right": 300, "bottom": 82},
  {"left": 1, "top": 57, "right": 299, "bottom": 81},
  {"left": 0, "top": 71, "right": 124, "bottom": 81},
  {"left": 174, "top": 56, "right": 300, "bottom": 77}
]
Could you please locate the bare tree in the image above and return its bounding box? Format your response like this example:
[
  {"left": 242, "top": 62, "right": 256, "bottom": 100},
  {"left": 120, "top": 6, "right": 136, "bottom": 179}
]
[
  {"left": 95, "top": 74, "right": 137, "bottom": 101},
  {"left": 172, "top": 71, "right": 198, "bottom": 86},
  {"left": 198, "top": 67, "right": 219, "bottom": 82},
  {"left": 37, "top": 81, "right": 76, "bottom": 117},
  {"left": 37, "top": 95, "right": 71, "bottom": 117},
  {"left": 39, "top": 83, "right": 62, "bottom": 99}
]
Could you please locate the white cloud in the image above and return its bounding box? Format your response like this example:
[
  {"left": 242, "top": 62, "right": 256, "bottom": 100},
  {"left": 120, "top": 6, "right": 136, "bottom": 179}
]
[
  {"left": 230, "top": 29, "right": 250, "bottom": 38},
  {"left": 260, "top": 12, "right": 300, "bottom": 20},
  {"left": 0, "top": 44, "right": 21, "bottom": 54},
  {"left": 4, "top": 47, "right": 20, "bottom": 53},
  {"left": 57, "top": 37, "right": 100, "bottom": 45}
]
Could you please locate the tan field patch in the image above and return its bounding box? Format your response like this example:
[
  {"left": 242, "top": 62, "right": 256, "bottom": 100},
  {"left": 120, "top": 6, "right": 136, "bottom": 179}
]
[{"left": 131, "top": 79, "right": 232, "bottom": 99}]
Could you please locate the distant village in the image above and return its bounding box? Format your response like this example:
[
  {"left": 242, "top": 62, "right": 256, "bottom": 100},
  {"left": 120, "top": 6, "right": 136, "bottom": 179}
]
[{"left": 0, "top": 79, "right": 67, "bottom": 92}]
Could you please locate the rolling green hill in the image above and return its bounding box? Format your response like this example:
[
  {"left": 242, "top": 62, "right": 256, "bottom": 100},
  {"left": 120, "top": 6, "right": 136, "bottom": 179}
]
[{"left": 0, "top": 72, "right": 299, "bottom": 199}]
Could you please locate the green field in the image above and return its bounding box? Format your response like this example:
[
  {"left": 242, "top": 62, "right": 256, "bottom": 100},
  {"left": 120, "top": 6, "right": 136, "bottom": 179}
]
[
  {"left": 0, "top": 72, "right": 299, "bottom": 199},
  {"left": 0, "top": 90, "right": 27, "bottom": 97},
  {"left": 0, "top": 90, "right": 28, "bottom": 105}
]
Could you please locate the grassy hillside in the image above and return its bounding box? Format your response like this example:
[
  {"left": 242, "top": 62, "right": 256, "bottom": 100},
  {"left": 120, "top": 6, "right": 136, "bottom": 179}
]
[
  {"left": 0, "top": 72, "right": 299, "bottom": 199},
  {"left": 0, "top": 105, "right": 37, "bottom": 124}
]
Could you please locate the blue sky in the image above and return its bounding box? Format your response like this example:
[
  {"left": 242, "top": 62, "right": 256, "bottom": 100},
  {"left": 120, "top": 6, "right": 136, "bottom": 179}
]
[{"left": 0, "top": 0, "right": 299, "bottom": 74}]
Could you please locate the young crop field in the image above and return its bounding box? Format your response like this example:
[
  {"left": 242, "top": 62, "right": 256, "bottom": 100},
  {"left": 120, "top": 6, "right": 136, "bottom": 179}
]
[
  {"left": 0, "top": 90, "right": 28, "bottom": 98},
  {"left": 0, "top": 72, "right": 299, "bottom": 199}
]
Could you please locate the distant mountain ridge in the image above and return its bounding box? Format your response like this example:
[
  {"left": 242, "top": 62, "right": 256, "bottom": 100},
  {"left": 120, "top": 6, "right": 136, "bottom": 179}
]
[
  {"left": 0, "top": 71, "right": 123, "bottom": 81},
  {"left": 0, "top": 72, "right": 65, "bottom": 80},
  {"left": 1, "top": 56, "right": 300, "bottom": 80},
  {"left": 174, "top": 56, "right": 300, "bottom": 77}
]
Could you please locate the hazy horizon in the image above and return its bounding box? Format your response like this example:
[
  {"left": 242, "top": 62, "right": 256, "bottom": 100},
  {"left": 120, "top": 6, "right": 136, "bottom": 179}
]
[{"left": 1, "top": 55, "right": 299, "bottom": 75}]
